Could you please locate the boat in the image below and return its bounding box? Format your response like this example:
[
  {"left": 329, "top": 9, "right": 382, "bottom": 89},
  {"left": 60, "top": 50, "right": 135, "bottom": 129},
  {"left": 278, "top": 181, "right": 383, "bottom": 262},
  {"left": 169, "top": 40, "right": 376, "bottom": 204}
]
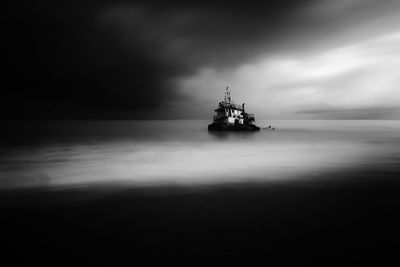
[{"left": 208, "top": 87, "right": 260, "bottom": 131}]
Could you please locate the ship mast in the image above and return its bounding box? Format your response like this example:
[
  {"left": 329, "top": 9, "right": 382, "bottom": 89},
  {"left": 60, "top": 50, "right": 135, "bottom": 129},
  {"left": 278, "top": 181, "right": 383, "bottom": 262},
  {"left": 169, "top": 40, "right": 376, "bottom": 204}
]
[{"left": 224, "top": 86, "right": 232, "bottom": 103}]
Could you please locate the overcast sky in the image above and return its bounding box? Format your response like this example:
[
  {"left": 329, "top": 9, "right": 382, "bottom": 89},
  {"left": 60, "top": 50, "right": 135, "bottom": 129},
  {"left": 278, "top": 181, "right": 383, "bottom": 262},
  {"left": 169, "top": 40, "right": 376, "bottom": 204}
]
[{"left": 2, "top": 0, "right": 400, "bottom": 119}]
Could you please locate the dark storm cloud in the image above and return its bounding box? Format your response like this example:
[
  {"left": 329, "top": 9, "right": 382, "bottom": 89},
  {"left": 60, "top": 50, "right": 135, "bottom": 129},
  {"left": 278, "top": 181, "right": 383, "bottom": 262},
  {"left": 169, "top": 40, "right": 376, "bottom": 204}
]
[
  {"left": 1, "top": 0, "right": 315, "bottom": 119},
  {"left": 3, "top": 0, "right": 399, "bottom": 119},
  {"left": 2, "top": 1, "right": 180, "bottom": 118}
]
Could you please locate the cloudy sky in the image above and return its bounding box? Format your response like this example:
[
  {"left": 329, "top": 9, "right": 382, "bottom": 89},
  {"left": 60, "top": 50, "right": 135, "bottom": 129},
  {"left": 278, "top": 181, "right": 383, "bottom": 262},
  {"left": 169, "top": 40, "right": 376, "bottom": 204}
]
[{"left": 2, "top": 0, "right": 400, "bottom": 119}]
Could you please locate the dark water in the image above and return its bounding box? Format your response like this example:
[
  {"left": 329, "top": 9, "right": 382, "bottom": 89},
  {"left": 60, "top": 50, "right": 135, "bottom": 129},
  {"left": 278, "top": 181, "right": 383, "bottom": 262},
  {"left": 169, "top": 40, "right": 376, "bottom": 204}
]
[{"left": 1, "top": 120, "right": 400, "bottom": 265}]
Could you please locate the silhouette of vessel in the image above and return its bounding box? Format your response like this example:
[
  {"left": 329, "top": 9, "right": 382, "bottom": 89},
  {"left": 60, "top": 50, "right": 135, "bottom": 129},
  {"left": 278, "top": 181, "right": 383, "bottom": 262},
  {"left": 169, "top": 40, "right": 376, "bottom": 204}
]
[{"left": 208, "top": 87, "right": 260, "bottom": 131}]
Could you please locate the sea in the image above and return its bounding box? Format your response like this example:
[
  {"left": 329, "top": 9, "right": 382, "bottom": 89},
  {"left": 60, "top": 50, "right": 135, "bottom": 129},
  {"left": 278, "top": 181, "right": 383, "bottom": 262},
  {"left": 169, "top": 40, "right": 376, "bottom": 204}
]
[
  {"left": 0, "top": 120, "right": 399, "bottom": 189},
  {"left": 1, "top": 120, "right": 400, "bottom": 265}
]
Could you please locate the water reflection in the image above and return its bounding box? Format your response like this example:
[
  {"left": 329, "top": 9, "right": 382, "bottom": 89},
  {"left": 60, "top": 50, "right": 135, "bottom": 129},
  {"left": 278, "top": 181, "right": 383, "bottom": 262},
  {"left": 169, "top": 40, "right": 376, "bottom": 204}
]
[{"left": 207, "top": 130, "right": 260, "bottom": 141}]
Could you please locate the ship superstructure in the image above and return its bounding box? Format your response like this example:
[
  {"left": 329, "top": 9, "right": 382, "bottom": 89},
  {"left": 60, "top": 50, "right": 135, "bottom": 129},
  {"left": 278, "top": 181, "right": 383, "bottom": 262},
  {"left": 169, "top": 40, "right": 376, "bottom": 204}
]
[{"left": 208, "top": 87, "right": 260, "bottom": 131}]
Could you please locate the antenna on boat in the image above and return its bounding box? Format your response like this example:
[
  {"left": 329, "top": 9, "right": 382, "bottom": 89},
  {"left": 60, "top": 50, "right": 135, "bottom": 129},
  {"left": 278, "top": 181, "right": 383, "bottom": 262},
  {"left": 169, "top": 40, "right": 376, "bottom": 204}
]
[{"left": 225, "top": 86, "right": 231, "bottom": 103}]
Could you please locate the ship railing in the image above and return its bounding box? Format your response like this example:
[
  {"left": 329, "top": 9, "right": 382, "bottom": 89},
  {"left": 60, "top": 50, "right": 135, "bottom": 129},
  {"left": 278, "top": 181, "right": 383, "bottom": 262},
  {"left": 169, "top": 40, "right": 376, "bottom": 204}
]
[{"left": 219, "top": 102, "right": 244, "bottom": 111}]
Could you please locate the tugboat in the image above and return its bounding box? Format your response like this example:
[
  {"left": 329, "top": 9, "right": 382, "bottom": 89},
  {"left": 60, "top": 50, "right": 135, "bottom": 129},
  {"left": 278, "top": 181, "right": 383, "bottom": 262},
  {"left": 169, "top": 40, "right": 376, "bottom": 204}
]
[{"left": 208, "top": 87, "right": 260, "bottom": 131}]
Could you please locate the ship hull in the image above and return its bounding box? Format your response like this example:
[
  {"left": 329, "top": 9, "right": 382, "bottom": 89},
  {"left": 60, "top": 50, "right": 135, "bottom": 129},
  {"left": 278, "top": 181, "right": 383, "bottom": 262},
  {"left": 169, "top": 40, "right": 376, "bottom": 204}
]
[{"left": 208, "top": 123, "right": 260, "bottom": 131}]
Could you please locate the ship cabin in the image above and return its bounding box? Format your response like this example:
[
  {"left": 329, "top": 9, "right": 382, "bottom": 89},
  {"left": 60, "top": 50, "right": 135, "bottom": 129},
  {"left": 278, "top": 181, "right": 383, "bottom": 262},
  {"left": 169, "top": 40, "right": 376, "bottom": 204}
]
[{"left": 213, "top": 101, "right": 256, "bottom": 126}]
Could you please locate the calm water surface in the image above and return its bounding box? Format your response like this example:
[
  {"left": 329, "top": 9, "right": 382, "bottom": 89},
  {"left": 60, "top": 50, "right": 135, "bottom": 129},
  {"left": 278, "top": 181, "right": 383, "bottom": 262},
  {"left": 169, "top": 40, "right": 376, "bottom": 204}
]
[{"left": 1, "top": 120, "right": 400, "bottom": 188}]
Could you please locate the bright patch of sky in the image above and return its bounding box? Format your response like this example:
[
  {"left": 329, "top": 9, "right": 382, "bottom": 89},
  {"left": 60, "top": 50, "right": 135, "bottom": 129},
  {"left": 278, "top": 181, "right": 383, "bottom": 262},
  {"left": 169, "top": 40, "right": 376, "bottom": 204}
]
[{"left": 176, "top": 31, "right": 400, "bottom": 119}]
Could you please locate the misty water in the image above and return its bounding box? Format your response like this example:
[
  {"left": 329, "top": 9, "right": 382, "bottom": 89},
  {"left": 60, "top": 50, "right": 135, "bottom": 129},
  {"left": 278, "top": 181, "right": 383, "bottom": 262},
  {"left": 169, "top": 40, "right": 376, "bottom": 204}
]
[{"left": 1, "top": 120, "right": 400, "bottom": 189}]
